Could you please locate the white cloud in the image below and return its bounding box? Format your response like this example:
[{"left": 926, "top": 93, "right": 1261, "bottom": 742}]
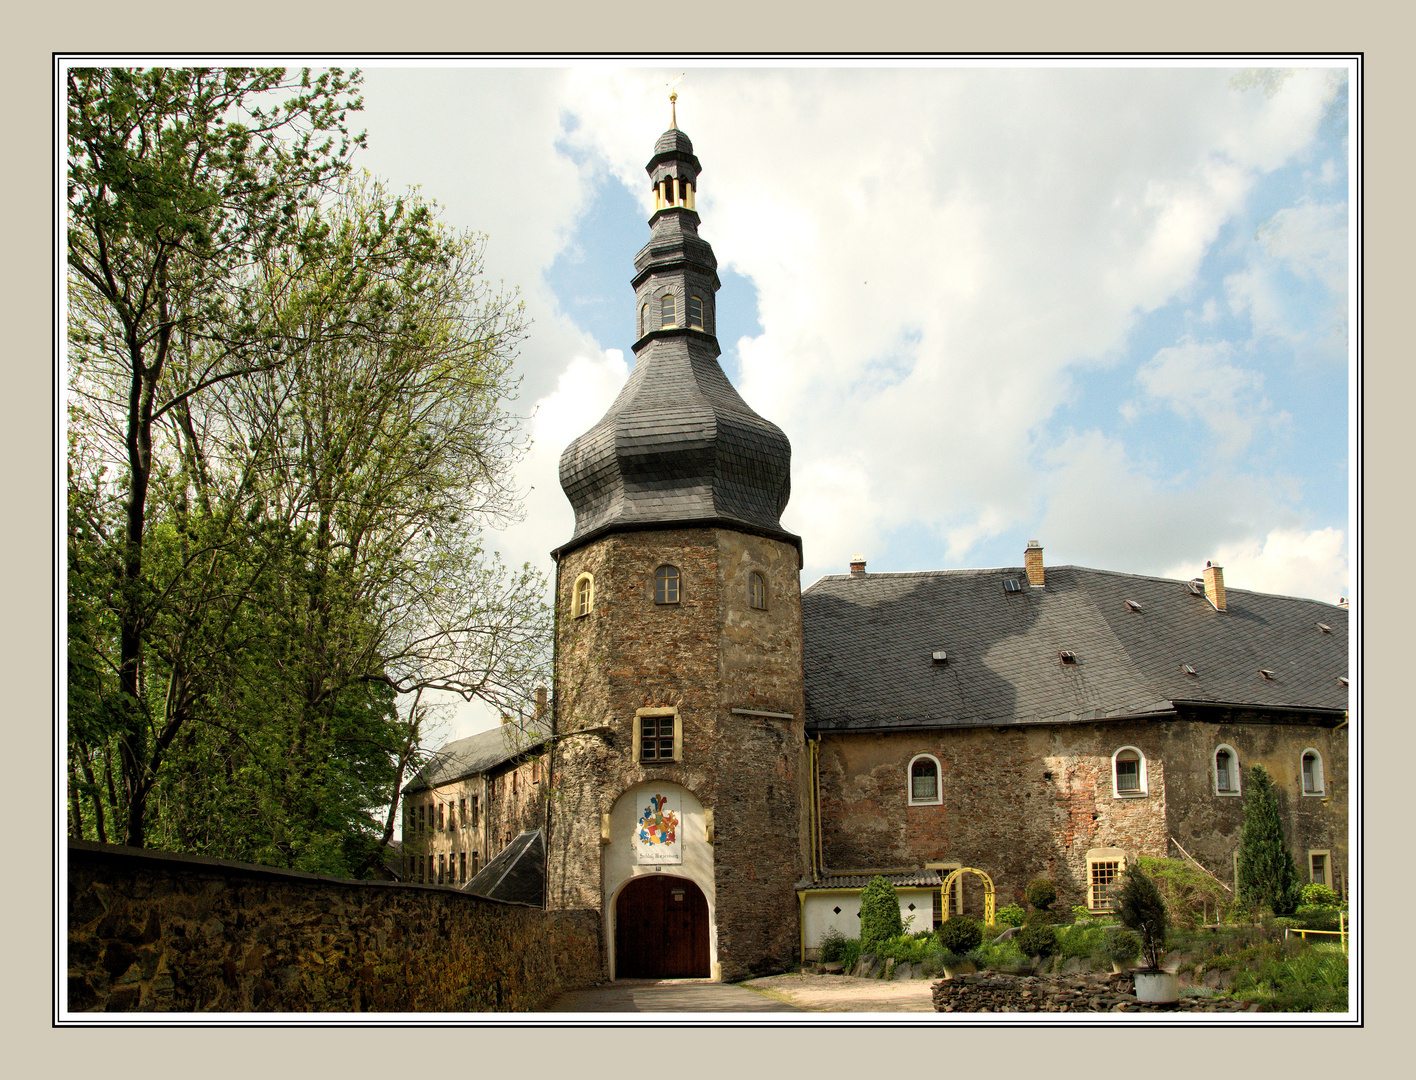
[
  {"left": 357, "top": 65, "right": 1347, "bottom": 607},
  {"left": 1130, "top": 339, "right": 1278, "bottom": 457},
  {"left": 1162, "top": 527, "right": 1348, "bottom": 605}
]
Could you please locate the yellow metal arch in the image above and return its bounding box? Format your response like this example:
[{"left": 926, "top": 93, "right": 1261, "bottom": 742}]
[{"left": 939, "top": 867, "right": 996, "bottom": 925}]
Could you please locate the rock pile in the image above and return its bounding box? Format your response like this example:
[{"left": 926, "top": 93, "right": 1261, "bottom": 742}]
[{"left": 932, "top": 972, "right": 1256, "bottom": 1013}]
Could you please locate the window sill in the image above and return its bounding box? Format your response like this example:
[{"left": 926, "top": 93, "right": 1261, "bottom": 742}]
[
  {"left": 1301, "top": 790, "right": 1327, "bottom": 797},
  {"left": 1214, "top": 790, "right": 1241, "bottom": 797},
  {"left": 1112, "top": 791, "right": 1148, "bottom": 799},
  {"left": 907, "top": 798, "right": 943, "bottom": 807}
]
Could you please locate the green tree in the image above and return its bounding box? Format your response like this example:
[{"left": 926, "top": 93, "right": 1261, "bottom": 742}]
[
  {"left": 68, "top": 67, "right": 364, "bottom": 847},
  {"left": 1237, "top": 764, "right": 1302, "bottom": 914},
  {"left": 1116, "top": 862, "right": 1169, "bottom": 970},
  {"left": 67, "top": 71, "right": 550, "bottom": 874}
]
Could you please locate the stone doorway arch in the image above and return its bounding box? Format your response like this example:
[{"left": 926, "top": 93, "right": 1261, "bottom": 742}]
[{"left": 614, "top": 874, "right": 711, "bottom": 979}]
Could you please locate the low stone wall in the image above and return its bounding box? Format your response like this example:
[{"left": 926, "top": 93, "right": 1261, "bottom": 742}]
[
  {"left": 931, "top": 972, "right": 1256, "bottom": 1013},
  {"left": 68, "top": 842, "right": 603, "bottom": 1013}
]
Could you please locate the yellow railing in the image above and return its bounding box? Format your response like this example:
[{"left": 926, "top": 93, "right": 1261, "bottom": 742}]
[{"left": 1283, "top": 911, "right": 1348, "bottom": 955}]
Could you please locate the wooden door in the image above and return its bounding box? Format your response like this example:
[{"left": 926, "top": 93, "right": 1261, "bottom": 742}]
[{"left": 614, "top": 874, "right": 710, "bottom": 979}]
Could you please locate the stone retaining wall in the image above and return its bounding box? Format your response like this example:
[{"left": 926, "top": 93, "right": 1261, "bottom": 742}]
[
  {"left": 931, "top": 972, "right": 1256, "bottom": 1013},
  {"left": 67, "top": 841, "right": 603, "bottom": 1013}
]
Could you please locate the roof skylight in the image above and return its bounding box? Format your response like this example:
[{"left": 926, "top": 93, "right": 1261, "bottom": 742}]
[
  {"left": 1259, "top": 669, "right": 1276, "bottom": 681},
  {"left": 1125, "top": 599, "right": 1143, "bottom": 612},
  {"left": 1317, "top": 623, "right": 1332, "bottom": 634},
  {"left": 1003, "top": 578, "right": 1022, "bottom": 593},
  {"left": 1182, "top": 663, "right": 1198, "bottom": 677}
]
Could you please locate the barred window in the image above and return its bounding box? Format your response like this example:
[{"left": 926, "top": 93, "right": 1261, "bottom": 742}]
[
  {"left": 1090, "top": 861, "right": 1120, "bottom": 910},
  {"left": 641, "top": 713, "right": 676, "bottom": 761},
  {"left": 655, "top": 564, "right": 681, "bottom": 604}
]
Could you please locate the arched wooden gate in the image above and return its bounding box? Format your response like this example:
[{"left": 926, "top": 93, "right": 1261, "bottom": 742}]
[{"left": 939, "top": 867, "right": 996, "bottom": 925}]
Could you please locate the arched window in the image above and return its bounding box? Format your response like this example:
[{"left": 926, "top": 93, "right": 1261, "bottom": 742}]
[
  {"left": 1111, "top": 746, "right": 1147, "bottom": 797},
  {"left": 1214, "top": 745, "right": 1241, "bottom": 796},
  {"left": 748, "top": 571, "right": 767, "bottom": 610},
  {"left": 688, "top": 295, "right": 704, "bottom": 329},
  {"left": 1301, "top": 749, "right": 1325, "bottom": 795},
  {"left": 573, "top": 573, "right": 594, "bottom": 618},
  {"left": 639, "top": 303, "right": 648, "bottom": 337},
  {"left": 660, "top": 292, "right": 676, "bottom": 328},
  {"left": 908, "top": 754, "right": 942, "bottom": 805},
  {"left": 654, "top": 564, "right": 680, "bottom": 604}
]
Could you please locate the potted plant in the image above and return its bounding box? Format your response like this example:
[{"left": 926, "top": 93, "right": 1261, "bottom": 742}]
[
  {"left": 1101, "top": 929, "right": 1141, "bottom": 975},
  {"left": 1116, "top": 863, "right": 1178, "bottom": 1003}
]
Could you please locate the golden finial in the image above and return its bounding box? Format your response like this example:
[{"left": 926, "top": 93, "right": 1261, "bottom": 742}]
[{"left": 668, "top": 72, "right": 684, "bottom": 128}]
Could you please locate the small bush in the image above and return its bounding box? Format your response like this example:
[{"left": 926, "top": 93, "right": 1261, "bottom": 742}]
[
  {"left": 818, "top": 927, "right": 847, "bottom": 963},
  {"left": 995, "top": 903, "right": 1026, "bottom": 928},
  {"left": 1071, "top": 905, "right": 1094, "bottom": 923},
  {"left": 1025, "top": 877, "right": 1057, "bottom": 911},
  {"left": 1055, "top": 921, "right": 1107, "bottom": 960},
  {"left": 937, "top": 916, "right": 983, "bottom": 954},
  {"left": 1301, "top": 883, "right": 1340, "bottom": 907},
  {"left": 859, "top": 877, "right": 903, "bottom": 950},
  {"left": 1015, "top": 924, "right": 1058, "bottom": 958},
  {"left": 970, "top": 940, "right": 1026, "bottom": 972},
  {"left": 840, "top": 937, "right": 862, "bottom": 972},
  {"left": 1023, "top": 908, "right": 1057, "bottom": 926},
  {"left": 1100, "top": 929, "right": 1141, "bottom": 965},
  {"left": 1294, "top": 904, "right": 1343, "bottom": 932}
]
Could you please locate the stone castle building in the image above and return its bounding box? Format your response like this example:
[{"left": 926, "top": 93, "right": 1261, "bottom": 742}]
[{"left": 405, "top": 119, "right": 1349, "bottom": 982}]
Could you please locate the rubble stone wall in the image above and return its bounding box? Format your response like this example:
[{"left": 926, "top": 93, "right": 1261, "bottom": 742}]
[{"left": 67, "top": 842, "right": 602, "bottom": 1013}]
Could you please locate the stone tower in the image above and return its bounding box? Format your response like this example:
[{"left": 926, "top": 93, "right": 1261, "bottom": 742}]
[{"left": 547, "top": 120, "right": 810, "bottom": 981}]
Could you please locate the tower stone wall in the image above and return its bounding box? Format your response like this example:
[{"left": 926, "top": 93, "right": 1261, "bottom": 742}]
[{"left": 548, "top": 527, "right": 808, "bottom": 979}]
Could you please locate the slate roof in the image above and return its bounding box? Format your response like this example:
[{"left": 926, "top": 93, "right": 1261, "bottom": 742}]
[
  {"left": 802, "top": 565, "right": 1349, "bottom": 733},
  {"left": 554, "top": 125, "right": 799, "bottom": 560},
  {"left": 463, "top": 829, "right": 544, "bottom": 906},
  {"left": 402, "top": 719, "right": 549, "bottom": 795}
]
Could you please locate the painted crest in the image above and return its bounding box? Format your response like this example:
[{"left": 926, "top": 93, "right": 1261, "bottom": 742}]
[{"left": 634, "top": 792, "right": 682, "bottom": 865}]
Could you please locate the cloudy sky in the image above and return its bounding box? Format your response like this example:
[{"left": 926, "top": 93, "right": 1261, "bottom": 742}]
[{"left": 348, "top": 62, "right": 1352, "bottom": 740}]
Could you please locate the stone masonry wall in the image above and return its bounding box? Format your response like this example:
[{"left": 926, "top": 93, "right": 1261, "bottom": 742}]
[
  {"left": 816, "top": 714, "right": 1346, "bottom": 913},
  {"left": 68, "top": 842, "right": 602, "bottom": 1013},
  {"left": 549, "top": 527, "right": 808, "bottom": 979}
]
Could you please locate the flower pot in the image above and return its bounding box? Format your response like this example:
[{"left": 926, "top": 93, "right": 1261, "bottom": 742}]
[
  {"left": 1133, "top": 969, "right": 1180, "bottom": 1003},
  {"left": 1110, "top": 960, "right": 1131, "bottom": 975}
]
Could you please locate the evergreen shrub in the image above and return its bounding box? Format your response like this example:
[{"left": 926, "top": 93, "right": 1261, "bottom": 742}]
[
  {"left": 1015, "top": 924, "right": 1058, "bottom": 958},
  {"left": 1237, "top": 764, "right": 1302, "bottom": 915},
  {"left": 1101, "top": 929, "right": 1141, "bottom": 965},
  {"left": 1025, "top": 877, "right": 1057, "bottom": 911},
  {"left": 859, "top": 877, "right": 903, "bottom": 950},
  {"left": 1117, "top": 863, "right": 1169, "bottom": 970},
  {"left": 937, "top": 915, "right": 982, "bottom": 954}
]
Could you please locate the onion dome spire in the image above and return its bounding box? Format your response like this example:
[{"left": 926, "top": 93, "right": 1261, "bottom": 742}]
[{"left": 555, "top": 122, "right": 799, "bottom": 562}]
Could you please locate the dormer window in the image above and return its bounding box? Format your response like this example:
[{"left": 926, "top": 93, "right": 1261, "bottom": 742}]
[
  {"left": 661, "top": 292, "right": 676, "bottom": 328},
  {"left": 688, "top": 295, "right": 704, "bottom": 329}
]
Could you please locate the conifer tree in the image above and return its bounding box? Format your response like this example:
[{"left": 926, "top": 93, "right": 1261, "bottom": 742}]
[
  {"left": 1236, "top": 764, "right": 1301, "bottom": 914},
  {"left": 859, "top": 876, "right": 903, "bottom": 950}
]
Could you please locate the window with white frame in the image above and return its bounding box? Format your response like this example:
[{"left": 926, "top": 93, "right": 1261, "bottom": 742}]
[
  {"left": 1213, "top": 744, "right": 1241, "bottom": 796},
  {"left": 1301, "top": 749, "right": 1325, "bottom": 795},
  {"left": 573, "top": 572, "right": 594, "bottom": 618},
  {"left": 1111, "top": 746, "right": 1148, "bottom": 797},
  {"left": 908, "top": 754, "right": 942, "bottom": 805},
  {"left": 688, "top": 295, "right": 704, "bottom": 329}
]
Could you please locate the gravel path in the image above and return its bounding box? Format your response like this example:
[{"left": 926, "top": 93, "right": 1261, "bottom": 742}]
[{"left": 740, "top": 973, "right": 936, "bottom": 1012}]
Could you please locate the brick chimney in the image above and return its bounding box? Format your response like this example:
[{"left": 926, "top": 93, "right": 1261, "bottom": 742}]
[
  {"left": 535, "top": 685, "right": 547, "bottom": 717},
  {"left": 1203, "top": 561, "right": 1226, "bottom": 611},
  {"left": 850, "top": 554, "right": 867, "bottom": 576},
  {"left": 1024, "top": 540, "right": 1045, "bottom": 587}
]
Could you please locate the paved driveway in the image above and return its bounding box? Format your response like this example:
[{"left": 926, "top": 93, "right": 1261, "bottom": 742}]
[{"left": 544, "top": 978, "right": 802, "bottom": 1012}]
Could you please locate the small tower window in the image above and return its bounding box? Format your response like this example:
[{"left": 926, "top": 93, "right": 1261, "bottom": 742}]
[
  {"left": 661, "top": 292, "right": 676, "bottom": 328},
  {"left": 748, "top": 571, "right": 767, "bottom": 610},
  {"left": 640, "top": 303, "right": 648, "bottom": 338},
  {"left": 573, "top": 573, "right": 594, "bottom": 618},
  {"left": 654, "top": 564, "right": 680, "bottom": 604},
  {"left": 688, "top": 295, "right": 704, "bottom": 329},
  {"left": 1214, "top": 745, "right": 1241, "bottom": 795},
  {"left": 1302, "top": 750, "right": 1325, "bottom": 795}
]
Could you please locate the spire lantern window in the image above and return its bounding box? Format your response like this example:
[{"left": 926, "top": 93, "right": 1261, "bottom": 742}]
[
  {"left": 688, "top": 296, "right": 704, "bottom": 329},
  {"left": 661, "top": 293, "right": 676, "bottom": 328}
]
